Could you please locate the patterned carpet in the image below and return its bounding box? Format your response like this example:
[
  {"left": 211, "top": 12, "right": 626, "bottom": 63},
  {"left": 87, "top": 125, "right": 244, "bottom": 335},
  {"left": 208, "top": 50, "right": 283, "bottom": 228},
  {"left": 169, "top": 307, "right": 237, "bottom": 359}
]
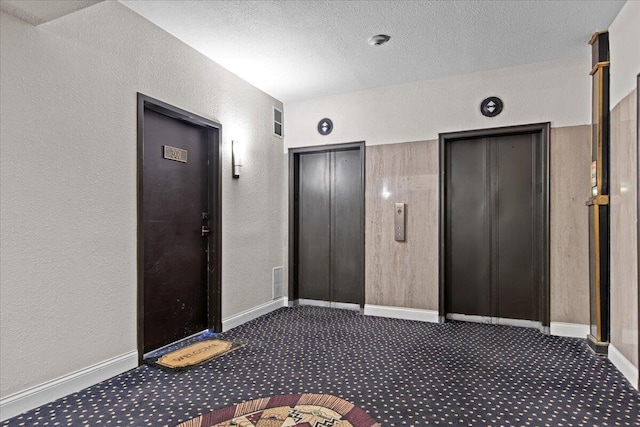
[{"left": 3, "top": 306, "right": 640, "bottom": 426}]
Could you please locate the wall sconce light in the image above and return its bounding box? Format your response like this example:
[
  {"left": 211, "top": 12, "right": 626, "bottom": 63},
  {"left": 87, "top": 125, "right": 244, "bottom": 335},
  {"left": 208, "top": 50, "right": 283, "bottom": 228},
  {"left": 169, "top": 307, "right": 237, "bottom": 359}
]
[{"left": 232, "top": 140, "right": 242, "bottom": 179}]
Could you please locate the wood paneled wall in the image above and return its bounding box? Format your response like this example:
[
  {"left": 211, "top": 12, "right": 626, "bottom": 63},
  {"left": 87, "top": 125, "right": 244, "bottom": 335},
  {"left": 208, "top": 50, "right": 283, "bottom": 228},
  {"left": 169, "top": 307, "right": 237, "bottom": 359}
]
[{"left": 364, "top": 125, "right": 591, "bottom": 326}]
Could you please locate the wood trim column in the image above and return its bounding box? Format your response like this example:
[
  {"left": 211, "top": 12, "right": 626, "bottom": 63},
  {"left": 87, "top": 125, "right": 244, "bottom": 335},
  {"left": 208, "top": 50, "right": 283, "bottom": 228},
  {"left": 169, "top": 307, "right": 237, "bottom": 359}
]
[{"left": 586, "top": 31, "right": 610, "bottom": 355}]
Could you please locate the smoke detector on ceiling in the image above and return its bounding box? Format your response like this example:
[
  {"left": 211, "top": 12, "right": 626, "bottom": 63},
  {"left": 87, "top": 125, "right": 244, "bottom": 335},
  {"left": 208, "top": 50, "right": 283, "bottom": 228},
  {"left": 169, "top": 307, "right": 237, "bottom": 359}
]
[{"left": 368, "top": 34, "right": 391, "bottom": 46}]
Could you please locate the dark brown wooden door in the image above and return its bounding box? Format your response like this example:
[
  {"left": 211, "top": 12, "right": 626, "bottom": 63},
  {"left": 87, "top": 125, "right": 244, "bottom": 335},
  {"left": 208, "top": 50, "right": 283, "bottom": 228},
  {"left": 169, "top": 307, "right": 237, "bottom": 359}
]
[
  {"left": 446, "top": 132, "right": 542, "bottom": 322},
  {"left": 142, "top": 108, "right": 210, "bottom": 353}
]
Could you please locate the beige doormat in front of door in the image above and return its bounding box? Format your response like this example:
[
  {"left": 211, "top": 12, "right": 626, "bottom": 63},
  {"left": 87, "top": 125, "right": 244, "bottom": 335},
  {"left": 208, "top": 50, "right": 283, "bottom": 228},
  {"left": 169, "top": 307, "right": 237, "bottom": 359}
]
[{"left": 152, "top": 339, "right": 243, "bottom": 370}]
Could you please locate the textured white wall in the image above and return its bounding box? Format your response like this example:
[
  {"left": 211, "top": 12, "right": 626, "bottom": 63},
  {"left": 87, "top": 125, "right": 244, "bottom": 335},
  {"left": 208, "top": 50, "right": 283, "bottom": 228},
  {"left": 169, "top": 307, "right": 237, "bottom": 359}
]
[
  {"left": 609, "top": 0, "right": 640, "bottom": 108},
  {"left": 284, "top": 55, "right": 591, "bottom": 148},
  {"left": 0, "top": 2, "right": 285, "bottom": 398}
]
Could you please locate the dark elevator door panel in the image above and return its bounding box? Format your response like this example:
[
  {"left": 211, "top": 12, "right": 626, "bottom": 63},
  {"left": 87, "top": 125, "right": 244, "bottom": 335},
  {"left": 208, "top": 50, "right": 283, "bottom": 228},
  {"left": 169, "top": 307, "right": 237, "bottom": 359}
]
[
  {"left": 143, "top": 108, "right": 209, "bottom": 353},
  {"left": 298, "top": 152, "right": 331, "bottom": 301},
  {"left": 446, "top": 138, "right": 491, "bottom": 316},
  {"left": 445, "top": 132, "right": 542, "bottom": 323},
  {"left": 332, "top": 150, "right": 363, "bottom": 305},
  {"left": 494, "top": 134, "right": 537, "bottom": 320}
]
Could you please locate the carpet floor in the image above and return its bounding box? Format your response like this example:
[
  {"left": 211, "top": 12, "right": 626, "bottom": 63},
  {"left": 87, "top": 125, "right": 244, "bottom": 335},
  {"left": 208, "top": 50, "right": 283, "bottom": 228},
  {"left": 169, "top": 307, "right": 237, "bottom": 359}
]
[{"left": 3, "top": 306, "right": 639, "bottom": 426}]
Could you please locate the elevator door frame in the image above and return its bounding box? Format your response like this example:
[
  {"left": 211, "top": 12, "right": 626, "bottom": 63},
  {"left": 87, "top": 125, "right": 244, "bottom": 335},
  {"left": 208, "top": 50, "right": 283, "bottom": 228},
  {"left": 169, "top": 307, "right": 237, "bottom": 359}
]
[
  {"left": 288, "top": 141, "right": 366, "bottom": 309},
  {"left": 439, "top": 123, "right": 550, "bottom": 329}
]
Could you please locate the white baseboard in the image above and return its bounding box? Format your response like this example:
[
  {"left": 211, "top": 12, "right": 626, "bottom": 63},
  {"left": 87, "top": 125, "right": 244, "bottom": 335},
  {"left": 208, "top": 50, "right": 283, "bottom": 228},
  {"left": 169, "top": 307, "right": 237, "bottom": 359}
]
[
  {"left": 363, "top": 304, "right": 439, "bottom": 323},
  {"left": 222, "top": 297, "right": 287, "bottom": 332},
  {"left": 609, "top": 344, "right": 639, "bottom": 390},
  {"left": 0, "top": 350, "right": 137, "bottom": 422},
  {"left": 550, "top": 322, "right": 590, "bottom": 338}
]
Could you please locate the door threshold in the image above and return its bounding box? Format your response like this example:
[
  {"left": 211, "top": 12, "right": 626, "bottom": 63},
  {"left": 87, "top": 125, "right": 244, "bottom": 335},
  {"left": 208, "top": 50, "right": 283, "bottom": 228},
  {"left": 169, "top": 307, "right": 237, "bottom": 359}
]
[
  {"left": 143, "top": 329, "right": 215, "bottom": 360},
  {"left": 297, "top": 299, "right": 361, "bottom": 312},
  {"left": 446, "top": 313, "right": 544, "bottom": 332}
]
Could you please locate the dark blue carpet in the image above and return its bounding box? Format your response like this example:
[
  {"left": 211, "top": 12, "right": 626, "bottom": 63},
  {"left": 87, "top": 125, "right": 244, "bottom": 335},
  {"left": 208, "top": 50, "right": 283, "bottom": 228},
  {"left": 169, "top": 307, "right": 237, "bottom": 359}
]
[{"left": 3, "top": 306, "right": 639, "bottom": 426}]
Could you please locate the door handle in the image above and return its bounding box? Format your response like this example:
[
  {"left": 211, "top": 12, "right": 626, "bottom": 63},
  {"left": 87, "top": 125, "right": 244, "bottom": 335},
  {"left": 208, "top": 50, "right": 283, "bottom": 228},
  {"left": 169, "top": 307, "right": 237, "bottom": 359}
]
[{"left": 201, "top": 226, "right": 210, "bottom": 236}]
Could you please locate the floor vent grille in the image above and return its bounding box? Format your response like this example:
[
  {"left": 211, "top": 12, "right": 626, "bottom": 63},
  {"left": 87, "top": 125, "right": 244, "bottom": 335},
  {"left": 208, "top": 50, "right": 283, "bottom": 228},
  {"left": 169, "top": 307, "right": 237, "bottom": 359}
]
[{"left": 273, "top": 266, "right": 284, "bottom": 299}]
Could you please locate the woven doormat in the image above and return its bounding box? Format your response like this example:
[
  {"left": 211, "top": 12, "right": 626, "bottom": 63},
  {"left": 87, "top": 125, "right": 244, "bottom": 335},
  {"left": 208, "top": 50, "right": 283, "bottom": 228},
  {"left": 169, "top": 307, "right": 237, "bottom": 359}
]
[{"left": 147, "top": 339, "right": 242, "bottom": 370}]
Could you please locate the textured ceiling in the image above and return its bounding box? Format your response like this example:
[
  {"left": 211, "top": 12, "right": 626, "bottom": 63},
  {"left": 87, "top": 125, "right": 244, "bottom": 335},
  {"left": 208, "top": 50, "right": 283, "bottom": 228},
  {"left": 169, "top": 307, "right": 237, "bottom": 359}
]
[
  {"left": 0, "top": 0, "right": 102, "bottom": 25},
  {"left": 123, "top": 1, "right": 622, "bottom": 102}
]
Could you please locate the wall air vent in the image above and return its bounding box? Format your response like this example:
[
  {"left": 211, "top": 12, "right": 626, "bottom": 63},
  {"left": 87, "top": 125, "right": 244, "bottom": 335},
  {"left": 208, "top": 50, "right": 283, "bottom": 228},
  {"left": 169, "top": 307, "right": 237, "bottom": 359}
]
[
  {"left": 273, "top": 266, "right": 284, "bottom": 299},
  {"left": 273, "top": 107, "right": 283, "bottom": 138}
]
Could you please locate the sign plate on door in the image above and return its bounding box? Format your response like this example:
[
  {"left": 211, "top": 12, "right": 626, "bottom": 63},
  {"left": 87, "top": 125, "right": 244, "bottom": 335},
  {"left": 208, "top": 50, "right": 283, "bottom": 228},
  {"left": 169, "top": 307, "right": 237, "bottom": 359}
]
[{"left": 163, "top": 145, "right": 188, "bottom": 163}]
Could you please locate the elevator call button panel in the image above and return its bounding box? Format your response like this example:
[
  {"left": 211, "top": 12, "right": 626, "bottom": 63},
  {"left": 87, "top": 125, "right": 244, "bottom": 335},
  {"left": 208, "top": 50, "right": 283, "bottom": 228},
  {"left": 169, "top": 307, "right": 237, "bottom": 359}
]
[{"left": 395, "top": 203, "right": 406, "bottom": 241}]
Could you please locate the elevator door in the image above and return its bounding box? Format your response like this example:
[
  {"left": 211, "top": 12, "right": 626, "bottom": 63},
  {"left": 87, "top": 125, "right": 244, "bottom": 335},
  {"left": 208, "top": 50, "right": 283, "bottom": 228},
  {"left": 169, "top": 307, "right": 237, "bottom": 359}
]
[
  {"left": 445, "top": 132, "right": 542, "bottom": 323},
  {"left": 296, "top": 147, "right": 363, "bottom": 307}
]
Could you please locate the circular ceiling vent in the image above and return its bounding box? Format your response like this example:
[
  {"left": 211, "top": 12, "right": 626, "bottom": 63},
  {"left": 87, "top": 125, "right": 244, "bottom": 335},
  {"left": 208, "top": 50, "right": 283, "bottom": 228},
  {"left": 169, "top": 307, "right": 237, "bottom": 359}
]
[{"left": 368, "top": 34, "right": 391, "bottom": 46}]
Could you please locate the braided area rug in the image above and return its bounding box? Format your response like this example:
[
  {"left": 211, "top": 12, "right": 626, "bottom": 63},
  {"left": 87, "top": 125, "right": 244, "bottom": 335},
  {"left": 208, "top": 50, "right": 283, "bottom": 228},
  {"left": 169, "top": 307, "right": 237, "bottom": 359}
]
[{"left": 175, "top": 393, "right": 380, "bottom": 427}]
